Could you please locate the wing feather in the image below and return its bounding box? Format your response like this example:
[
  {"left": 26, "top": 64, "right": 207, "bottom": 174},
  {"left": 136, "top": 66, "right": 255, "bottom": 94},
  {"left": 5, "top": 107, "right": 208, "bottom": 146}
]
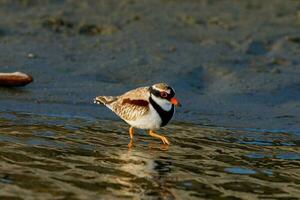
[{"left": 110, "top": 87, "right": 150, "bottom": 121}]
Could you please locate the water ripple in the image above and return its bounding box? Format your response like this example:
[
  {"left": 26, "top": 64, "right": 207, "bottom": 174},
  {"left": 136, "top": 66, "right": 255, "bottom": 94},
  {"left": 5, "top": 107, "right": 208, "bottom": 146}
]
[{"left": 0, "top": 112, "right": 299, "bottom": 199}]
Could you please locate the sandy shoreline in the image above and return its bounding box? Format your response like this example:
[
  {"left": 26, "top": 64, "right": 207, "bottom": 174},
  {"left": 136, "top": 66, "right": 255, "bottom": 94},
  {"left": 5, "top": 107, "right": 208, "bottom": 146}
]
[{"left": 0, "top": 0, "right": 299, "bottom": 131}]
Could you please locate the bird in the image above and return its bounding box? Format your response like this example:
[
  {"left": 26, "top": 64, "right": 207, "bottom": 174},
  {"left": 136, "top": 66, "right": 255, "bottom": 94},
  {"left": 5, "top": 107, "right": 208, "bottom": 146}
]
[{"left": 93, "top": 83, "right": 181, "bottom": 148}]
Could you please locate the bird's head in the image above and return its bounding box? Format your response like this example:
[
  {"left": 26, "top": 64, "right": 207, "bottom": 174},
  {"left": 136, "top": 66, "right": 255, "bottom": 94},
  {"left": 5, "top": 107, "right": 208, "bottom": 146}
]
[{"left": 149, "top": 83, "right": 181, "bottom": 110}]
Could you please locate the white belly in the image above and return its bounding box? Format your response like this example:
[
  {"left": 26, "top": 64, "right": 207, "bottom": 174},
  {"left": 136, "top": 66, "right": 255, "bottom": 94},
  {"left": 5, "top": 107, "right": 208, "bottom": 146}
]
[{"left": 125, "top": 104, "right": 162, "bottom": 130}]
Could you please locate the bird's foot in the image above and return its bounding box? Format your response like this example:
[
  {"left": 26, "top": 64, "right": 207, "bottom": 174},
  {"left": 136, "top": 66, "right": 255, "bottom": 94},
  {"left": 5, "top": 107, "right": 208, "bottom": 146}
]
[
  {"left": 161, "top": 136, "right": 170, "bottom": 145},
  {"left": 128, "top": 139, "right": 134, "bottom": 148},
  {"left": 149, "top": 130, "right": 170, "bottom": 145}
]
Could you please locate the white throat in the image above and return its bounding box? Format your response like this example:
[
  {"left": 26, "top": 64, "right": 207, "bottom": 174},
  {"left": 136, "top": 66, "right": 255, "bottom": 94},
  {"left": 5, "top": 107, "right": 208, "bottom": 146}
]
[{"left": 150, "top": 94, "right": 172, "bottom": 111}]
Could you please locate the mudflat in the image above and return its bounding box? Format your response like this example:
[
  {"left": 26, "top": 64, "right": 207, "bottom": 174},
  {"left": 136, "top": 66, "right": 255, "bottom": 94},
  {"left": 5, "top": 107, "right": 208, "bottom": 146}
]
[{"left": 0, "top": 0, "right": 299, "bottom": 199}]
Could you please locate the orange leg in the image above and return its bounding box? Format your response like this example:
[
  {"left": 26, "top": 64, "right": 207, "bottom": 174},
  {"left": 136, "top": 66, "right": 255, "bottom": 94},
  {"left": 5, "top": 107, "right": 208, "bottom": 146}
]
[
  {"left": 149, "top": 130, "right": 170, "bottom": 145},
  {"left": 128, "top": 127, "right": 134, "bottom": 148}
]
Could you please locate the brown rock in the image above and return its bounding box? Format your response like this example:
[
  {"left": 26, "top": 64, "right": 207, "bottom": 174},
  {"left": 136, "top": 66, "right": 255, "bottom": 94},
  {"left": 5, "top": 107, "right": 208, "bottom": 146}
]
[{"left": 0, "top": 72, "right": 33, "bottom": 87}]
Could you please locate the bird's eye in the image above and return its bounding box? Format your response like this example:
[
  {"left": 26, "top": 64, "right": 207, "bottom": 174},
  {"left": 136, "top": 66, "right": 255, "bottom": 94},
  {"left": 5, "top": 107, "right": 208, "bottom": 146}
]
[{"left": 160, "top": 92, "right": 168, "bottom": 98}]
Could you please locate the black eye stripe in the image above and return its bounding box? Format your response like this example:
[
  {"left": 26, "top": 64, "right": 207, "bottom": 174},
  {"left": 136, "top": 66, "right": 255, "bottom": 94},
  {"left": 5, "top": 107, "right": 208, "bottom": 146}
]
[
  {"left": 149, "top": 86, "right": 174, "bottom": 100},
  {"left": 149, "top": 87, "right": 160, "bottom": 97}
]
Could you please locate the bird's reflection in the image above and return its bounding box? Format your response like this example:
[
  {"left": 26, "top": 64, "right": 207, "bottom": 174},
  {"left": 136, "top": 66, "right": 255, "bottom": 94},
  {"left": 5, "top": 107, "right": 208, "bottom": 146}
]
[{"left": 114, "top": 144, "right": 176, "bottom": 199}]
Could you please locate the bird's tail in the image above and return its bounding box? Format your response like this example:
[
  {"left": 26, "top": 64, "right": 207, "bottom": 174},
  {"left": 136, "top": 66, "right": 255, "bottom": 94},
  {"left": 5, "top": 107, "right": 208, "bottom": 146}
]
[{"left": 93, "top": 96, "right": 118, "bottom": 106}]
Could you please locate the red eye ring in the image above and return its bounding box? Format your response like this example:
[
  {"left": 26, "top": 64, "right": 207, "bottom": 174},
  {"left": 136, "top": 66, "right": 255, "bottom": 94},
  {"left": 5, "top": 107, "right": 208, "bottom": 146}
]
[{"left": 160, "top": 92, "right": 168, "bottom": 98}]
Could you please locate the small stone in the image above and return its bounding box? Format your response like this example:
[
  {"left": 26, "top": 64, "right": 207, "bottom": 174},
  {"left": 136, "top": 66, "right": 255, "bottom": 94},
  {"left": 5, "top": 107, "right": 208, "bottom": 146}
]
[
  {"left": 78, "top": 24, "right": 118, "bottom": 36},
  {"left": 288, "top": 37, "right": 300, "bottom": 44},
  {"left": 27, "top": 53, "right": 36, "bottom": 59},
  {"left": 271, "top": 68, "right": 282, "bottom": 74},
  {"left": 169, "top": 46, "right": 177, "bottom": 52},
  {"left": 42, "top": 17, "right": 74, "bottom": 33},
  {"left": 132, "top": 15, "right": 140, "bottom": 21}
]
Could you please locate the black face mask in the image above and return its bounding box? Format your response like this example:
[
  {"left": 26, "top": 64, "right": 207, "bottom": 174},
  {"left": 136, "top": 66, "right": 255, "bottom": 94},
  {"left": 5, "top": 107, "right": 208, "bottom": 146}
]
[{"left": 149, "top": 86, "right": 175, "bottom": 101}]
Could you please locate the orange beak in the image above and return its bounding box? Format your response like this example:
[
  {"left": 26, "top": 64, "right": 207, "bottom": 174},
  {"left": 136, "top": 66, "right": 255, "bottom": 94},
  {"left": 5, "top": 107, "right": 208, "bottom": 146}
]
[{"left": 170, "top": 97, "right": 182, "bottom": 107}]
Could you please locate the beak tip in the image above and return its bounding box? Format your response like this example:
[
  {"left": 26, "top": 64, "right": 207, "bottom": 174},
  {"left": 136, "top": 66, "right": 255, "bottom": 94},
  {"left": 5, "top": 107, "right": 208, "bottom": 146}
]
[{"left": 170, "top": 97, "right": 181, "bottom": 107}]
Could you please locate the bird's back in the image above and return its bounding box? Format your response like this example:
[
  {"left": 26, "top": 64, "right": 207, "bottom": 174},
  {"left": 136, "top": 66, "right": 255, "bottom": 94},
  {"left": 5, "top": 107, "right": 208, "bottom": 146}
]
[{"left": 94, "top": 87, "right": 150, "bottom": 121}]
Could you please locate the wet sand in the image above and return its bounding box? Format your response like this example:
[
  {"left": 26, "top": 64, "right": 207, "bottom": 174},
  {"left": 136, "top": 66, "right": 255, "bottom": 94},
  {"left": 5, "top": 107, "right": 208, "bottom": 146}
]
[
  {"left": 0, "top": 0, "right": 300, "bottom": 130},
  {"left": 0, "top": 0, "right": 300, "bottom": 199}
]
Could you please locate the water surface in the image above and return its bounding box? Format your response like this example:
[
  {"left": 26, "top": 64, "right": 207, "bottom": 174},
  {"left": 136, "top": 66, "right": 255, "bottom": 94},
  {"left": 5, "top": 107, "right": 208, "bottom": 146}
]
[
  {"left": 0, "top": 0, "right": 300, "bottom": 199},
  {"left": 0, "top": 112, "right": 299, "bottom": 199}
]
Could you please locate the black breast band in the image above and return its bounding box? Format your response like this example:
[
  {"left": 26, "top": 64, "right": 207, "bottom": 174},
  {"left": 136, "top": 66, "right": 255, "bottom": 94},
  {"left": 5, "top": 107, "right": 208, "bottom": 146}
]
[{"left": 149, "top": 96, "right": 174, "bottom": 127}]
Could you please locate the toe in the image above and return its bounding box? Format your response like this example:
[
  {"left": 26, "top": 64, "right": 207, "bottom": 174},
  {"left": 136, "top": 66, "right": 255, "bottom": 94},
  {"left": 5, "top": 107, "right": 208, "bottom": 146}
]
[
  {"left": 162, "top": 136, "right": 170, "bottom": 145},
  {"left": 128, "top": 140, "right": 133, "bottom": 148}
]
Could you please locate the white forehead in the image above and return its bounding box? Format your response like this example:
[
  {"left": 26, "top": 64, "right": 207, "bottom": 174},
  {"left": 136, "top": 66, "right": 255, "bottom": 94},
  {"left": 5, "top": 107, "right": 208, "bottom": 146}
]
[{"left": 152, "top": 85, "right": 171, "bottom": 94}]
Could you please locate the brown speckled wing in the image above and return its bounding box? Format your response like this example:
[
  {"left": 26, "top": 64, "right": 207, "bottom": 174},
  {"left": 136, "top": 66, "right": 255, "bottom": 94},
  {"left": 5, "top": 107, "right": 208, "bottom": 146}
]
[
  {"left": 122, "top": 99, "right": 149, "bottom": 107},
  {"left": 110, "top": 87, "right": 150, "bottom": 121}
]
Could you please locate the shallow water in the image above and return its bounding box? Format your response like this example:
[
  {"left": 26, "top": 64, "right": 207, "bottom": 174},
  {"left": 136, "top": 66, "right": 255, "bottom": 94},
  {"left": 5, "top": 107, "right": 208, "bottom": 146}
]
[
  {"left": 1, "top": 0, "right": 300, "bottom": 199},
  {"left": 0, "top": 112, "right": 299, "bottom": 199}
]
